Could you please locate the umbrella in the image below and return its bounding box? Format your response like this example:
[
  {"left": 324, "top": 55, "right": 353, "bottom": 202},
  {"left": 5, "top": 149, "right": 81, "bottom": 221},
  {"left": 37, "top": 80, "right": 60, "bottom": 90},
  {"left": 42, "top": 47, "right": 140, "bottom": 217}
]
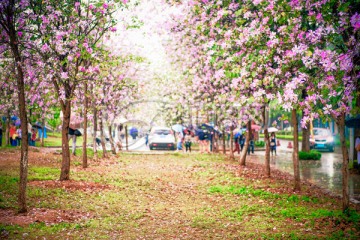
[
  {"left": 345, "top": 115, "right": 360, "bottom": 128},
  {"left": 32, "top": 122, "right": 43, "bottom": 129},
  {"left": 129, "top": 127, "right": 138, "bottom": 135},
  {"left": 201, "top": 124, "right": 221, "bottom": 135},
  {"left": 251, "top": 124, "right": 261, "bottom": 131},
  {"left": 15, "top": 119, "right": 21, "bottom": 126},
  {"left": 268, "top": 127, "right": 279, "bottom": 133},
  {"left": 114, "top": 117, "right": 128, "bottom": 124},
  {"left": 69, "top": 115, "right": 81, "bottom": 129},
  {"left": 201, "top": 123, "right": 214, "bottom": 131},
  {"left": 172, "top": 124, "right": 184, "bottom": 133}
]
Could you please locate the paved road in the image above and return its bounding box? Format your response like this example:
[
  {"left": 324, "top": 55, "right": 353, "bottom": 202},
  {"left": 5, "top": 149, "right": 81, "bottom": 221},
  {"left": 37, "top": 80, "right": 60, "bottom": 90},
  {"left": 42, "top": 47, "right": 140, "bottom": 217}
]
[{"left": 247, "top": 139, "right": 360, "bottom": 204}]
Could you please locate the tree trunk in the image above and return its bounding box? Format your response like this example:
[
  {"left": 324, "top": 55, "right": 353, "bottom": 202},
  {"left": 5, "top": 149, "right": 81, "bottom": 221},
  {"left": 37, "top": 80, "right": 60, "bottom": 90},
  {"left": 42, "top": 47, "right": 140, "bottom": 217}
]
[
  {"left": 125, "top": 125, "right": 128, "bottom": 151},
  {"left": 41, "top": 118, "right": 45, "bottom": 147},
  {"left": 99, "top": 112, "right": 108, "bottom": 158},
  {"left": 337, "top": 114, "right": 350, "bottom": 212},
  {"left": 263, "top": 106, "right": 271, "bottom": 177},
  {"left": 301, "top": 111, "right": 311, "bottom": 152},
  {"left": 195, "top": 108, "right": 199, "bottom": 126},
  {"left": 229, "top": 126, "right": 234, "bottom": 160},
  {"left": 6, "top": 110, "right": 10, "bottom": 146},
  {"left": 14, "top": 56, "right": 29, "bottom": 213},
  {"left": 8, "top": 24, "right": 29, "bottom": 212},
  {"left": 108, "top": 125, "right": 116, "bottom": 154},
  {"left": 292, "top": 109, "right": 301, "bottom": 191},
  {"left": 239, "top": 121, "right": 251, "bottom": 166},
  {"left": 222, "top": 129, "right": 226, "bottom": 154},
  {"left": 60, "top": 101, "right": 71, "bottom": 181},
  {"left": 82, "top": 82, "right": 88, "bottom": 168},
  {"left": 93, "top": 107, "right": 98, "bottom": 154}
]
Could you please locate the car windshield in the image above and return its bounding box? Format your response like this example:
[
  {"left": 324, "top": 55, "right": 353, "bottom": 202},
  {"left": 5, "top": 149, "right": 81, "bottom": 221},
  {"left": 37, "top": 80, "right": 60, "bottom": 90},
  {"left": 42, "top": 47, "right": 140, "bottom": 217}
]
[
  {"left": 313, "top": 129, "right": 330, "bottom": 136},
  {"left": 154, "top": 130, "right": 170, "bottom": 135}
]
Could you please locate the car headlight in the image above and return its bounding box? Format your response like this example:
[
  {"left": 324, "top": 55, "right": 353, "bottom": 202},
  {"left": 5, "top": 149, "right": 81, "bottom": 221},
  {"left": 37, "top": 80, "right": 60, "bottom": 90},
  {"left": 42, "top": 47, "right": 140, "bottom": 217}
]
[{"left": 326, "top": 136, "right": 334, "bottom": 143}]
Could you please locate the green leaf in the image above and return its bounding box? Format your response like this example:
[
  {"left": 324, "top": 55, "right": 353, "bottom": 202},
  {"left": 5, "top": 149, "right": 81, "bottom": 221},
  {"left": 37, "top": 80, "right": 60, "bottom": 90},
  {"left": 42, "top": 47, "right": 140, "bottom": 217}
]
[{"left": 338, "top": 2, "right": 350, "bottom": 12}]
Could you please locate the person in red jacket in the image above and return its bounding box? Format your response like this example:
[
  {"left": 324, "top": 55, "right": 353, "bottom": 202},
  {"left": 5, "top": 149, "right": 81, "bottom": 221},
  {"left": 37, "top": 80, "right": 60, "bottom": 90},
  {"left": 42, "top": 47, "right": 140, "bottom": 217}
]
[{"left": 9, "top": 123, "right": 17, "bottom": 146}]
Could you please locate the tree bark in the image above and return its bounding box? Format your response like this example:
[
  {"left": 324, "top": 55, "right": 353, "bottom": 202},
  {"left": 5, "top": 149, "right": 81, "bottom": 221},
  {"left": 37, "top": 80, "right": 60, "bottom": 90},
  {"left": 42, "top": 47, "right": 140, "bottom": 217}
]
[
  {"left": 99, "top": 112, "right": 108, "bottom": 158},
  {"left": 41, "top": 118, "right": 45, "bottom": 147},
  {"left": 292, "top": 109, "right": 301, "bottom": 191},
  {"left": 60, "top": 101, "right": 71, "bottom": 181},
  {"left": 239, "top": 121, "right": 251, "bottom": 166},
  {"left": 262, "top": 106, "right": 271, "bottom": 177},
  {"left": 222, "top": 129, "right": 226, "bottom": 154},
  {"left": 301, "top": 111, "right": 311, "bottom": 152},
  {"left": 125, "top": 125, "right": 128, "bottom": 150},
  {"left": 337, "top": 114, "right": 349, "bottom": 212},
  {"left": 93, "top": 106, "right": 98, "bottom": 154},
  {"left": 82, "top": 82, "right": 88, "bottom": 168},
  {"left": 13, "top": 56, "right": 29, "bottom": 213},
  {"left": 6, "top": 110, "right": 10, "bottom": 146},
  {"left": 6, "top": 16, "right": 30, "bottom": 212},
  {"left": 108, "top": 125, "right": 116, "bottom": 154},
  {"left": 229, "top": 126, "right": 234, "bottom": 160}
]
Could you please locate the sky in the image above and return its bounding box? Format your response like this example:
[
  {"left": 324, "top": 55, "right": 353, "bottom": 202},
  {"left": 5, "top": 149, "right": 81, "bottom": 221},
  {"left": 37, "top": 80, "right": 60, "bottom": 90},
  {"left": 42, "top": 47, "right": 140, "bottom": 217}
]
[{"left": 107, "top": 0, "right": 187, "bottom": 125}]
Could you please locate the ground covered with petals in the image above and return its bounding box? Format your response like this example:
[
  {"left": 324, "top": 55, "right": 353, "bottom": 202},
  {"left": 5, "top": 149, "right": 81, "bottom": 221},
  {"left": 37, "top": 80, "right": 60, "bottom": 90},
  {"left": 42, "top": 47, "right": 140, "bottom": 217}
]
[{"left": 0, "top": 148, "right": 359, "bottom": 239}]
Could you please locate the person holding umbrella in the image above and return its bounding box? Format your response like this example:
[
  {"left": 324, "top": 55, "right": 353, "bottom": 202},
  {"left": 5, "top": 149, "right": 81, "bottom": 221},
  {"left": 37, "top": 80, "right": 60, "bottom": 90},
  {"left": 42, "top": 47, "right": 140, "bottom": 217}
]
[
  {"left": 129, "top": 127, "right": 138, "bottom": 140},
  {"left": 270, "top": 132, "right": 277, "bottom": 156},
  {"left": 69, "top": 114, "right": 82, "bottom": 156},
  {"left": 247, "top": 131, "right": 255, "bottom": 154}
]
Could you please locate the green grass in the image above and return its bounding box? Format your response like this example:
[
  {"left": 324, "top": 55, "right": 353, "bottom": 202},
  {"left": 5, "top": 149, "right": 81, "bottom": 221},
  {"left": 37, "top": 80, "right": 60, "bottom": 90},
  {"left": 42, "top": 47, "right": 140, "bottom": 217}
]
[
  {"left": 28, "top": 167, "right": 60, "bottom": 181},
  {"left": 0, "top": 175, "right": 19, "bottom": 209},
  {"left": 208, "top": 184, "right": 359, "bottom": 226}
]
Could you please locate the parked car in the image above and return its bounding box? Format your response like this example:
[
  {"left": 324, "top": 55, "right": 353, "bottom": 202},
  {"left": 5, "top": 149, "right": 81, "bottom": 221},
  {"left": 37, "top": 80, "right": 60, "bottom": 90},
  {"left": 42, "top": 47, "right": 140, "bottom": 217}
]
[
  {"left": 310, "top": 128, "right": 334, "bottom": 152},
  {"left": 148, "top": 127, "right": 175, "bottom": 150}
]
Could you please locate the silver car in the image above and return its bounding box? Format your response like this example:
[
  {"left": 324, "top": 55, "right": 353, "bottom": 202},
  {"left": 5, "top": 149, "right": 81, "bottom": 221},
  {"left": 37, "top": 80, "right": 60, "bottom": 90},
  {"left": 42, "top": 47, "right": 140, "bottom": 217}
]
[
  {"left": 310, "top": 128, "right": 335, "bottom": 152},
  {"left": 148, "top": 127, "right": 176, "bottom": 150}
]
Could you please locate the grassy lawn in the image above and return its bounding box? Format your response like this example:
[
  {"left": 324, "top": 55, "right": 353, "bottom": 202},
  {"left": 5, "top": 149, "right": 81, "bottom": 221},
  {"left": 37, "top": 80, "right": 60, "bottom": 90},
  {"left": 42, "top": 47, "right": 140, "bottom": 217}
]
[{"left": 0, "top": 149, "right": 359, "bottom": 239}]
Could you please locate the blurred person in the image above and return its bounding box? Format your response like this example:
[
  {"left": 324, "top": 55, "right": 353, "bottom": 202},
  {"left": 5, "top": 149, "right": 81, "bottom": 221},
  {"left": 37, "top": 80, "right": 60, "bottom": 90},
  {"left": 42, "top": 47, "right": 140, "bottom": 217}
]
[
  {"left": 30, "top": 128, "right": 37, "bottom": 146},
  {"left": 27, "top": 122, "right": 32, "bottom": 145},
  {"left": 9, "top": 123, "right": 17, "bottom": 146},
  {"left": 68, "top": 127, "right": 77, "bottom": 156},
  {"left": 247, "top": 132, "right": 255, "bottom": 155},
  {"left": 176, "top": 132, "right": 183, "bottom": 151},
  {"left": 270, "top": 132, "right": 277, "bottom": 156},
  {"left": 16, "top": 127, "right": 22, "bottom": 146},
  {"left": 184, "top": 132, "right": 192, "bottom": 152},
  {"left": 233, "top": 131, "right": 240, "bottom": 154}
]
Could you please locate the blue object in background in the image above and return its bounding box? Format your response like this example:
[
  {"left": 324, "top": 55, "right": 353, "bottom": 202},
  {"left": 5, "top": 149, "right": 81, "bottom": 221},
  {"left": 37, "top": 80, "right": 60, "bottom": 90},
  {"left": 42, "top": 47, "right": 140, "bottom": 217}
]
[
  {"left": 15, "top": 119, "right": 21, "bottom": 126},
  {"left": 38, "top": 128, "right": 47, "bottom": 138}
]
